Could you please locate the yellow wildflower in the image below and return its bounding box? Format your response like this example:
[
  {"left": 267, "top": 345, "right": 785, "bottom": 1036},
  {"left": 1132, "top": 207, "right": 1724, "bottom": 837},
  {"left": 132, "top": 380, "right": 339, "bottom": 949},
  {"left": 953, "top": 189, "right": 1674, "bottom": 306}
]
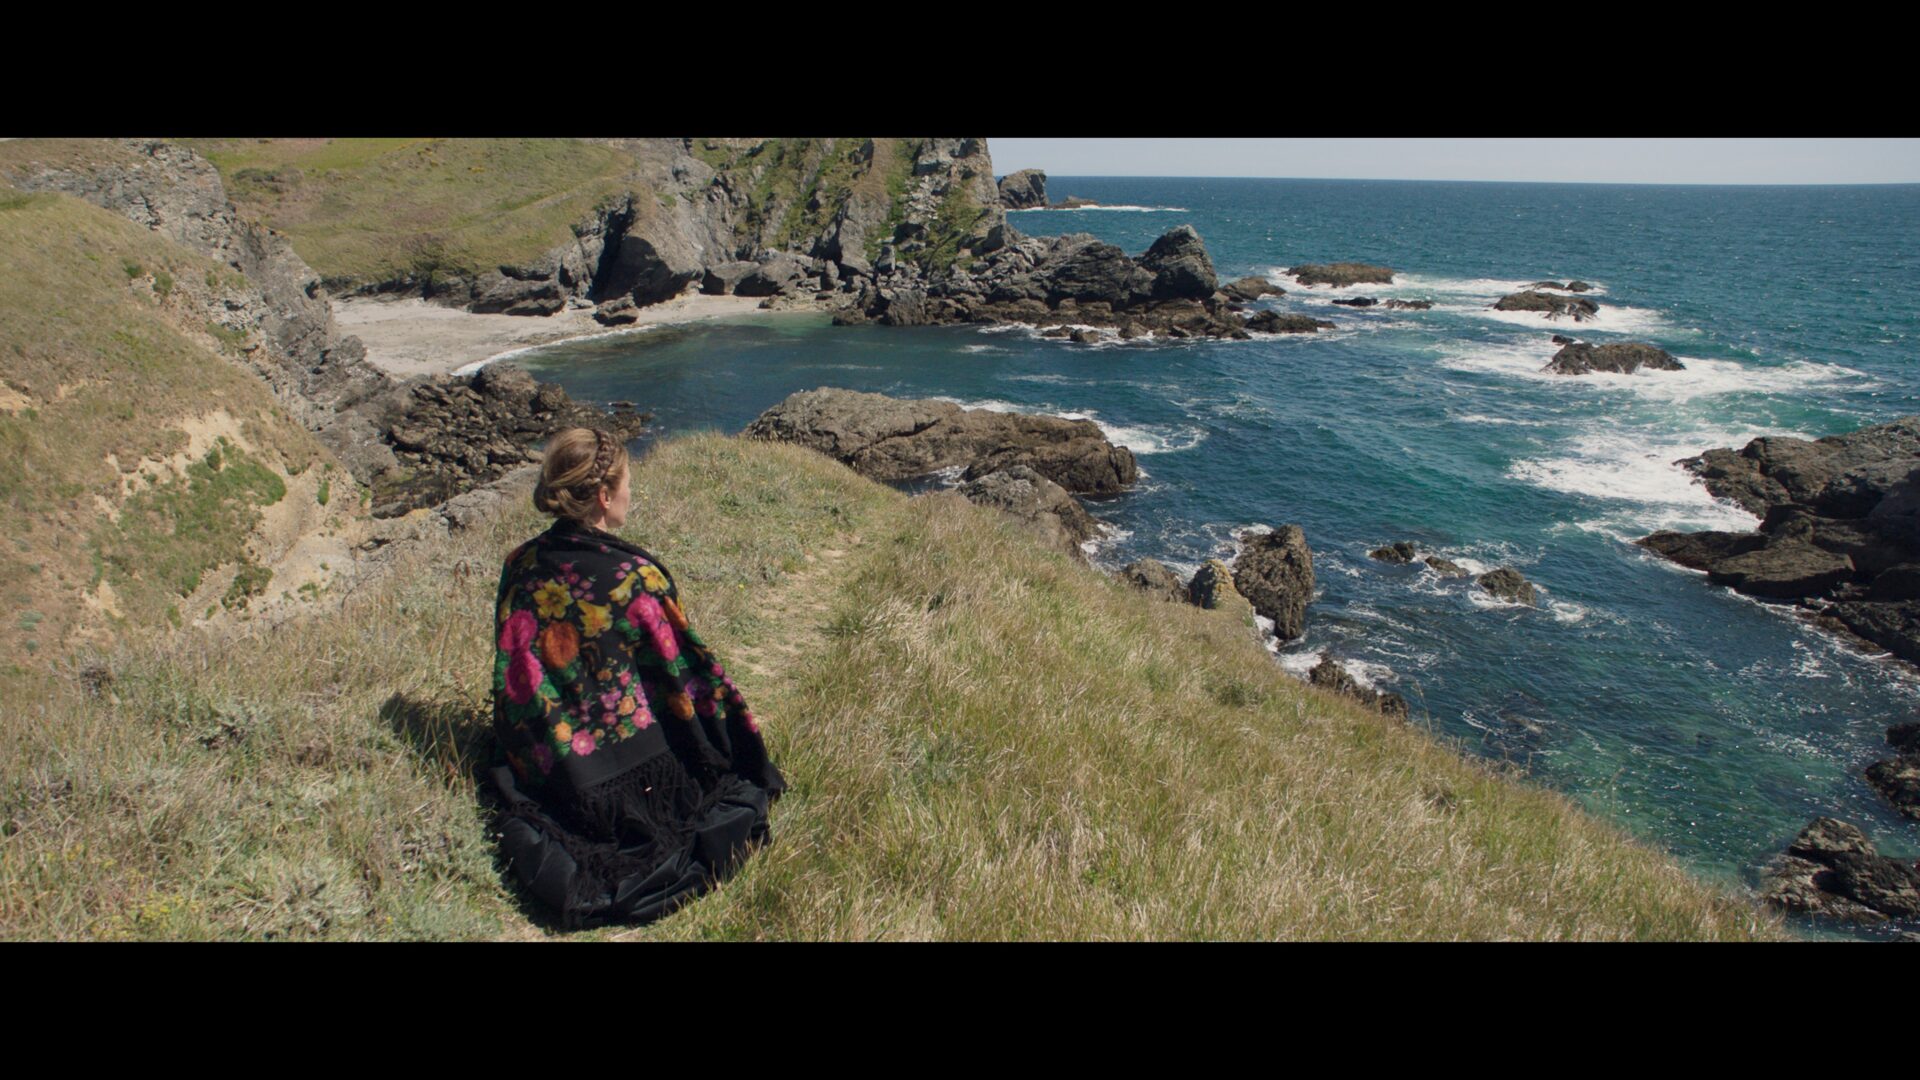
[
  {"left": 578, "top": 601, "right": 612, "bottom": 638},
  {"left": 639, "top": 565, "right": 668, "bottom": 595},
  {"left": 533, "top": 580, "right": 572, "bottom": 620}
]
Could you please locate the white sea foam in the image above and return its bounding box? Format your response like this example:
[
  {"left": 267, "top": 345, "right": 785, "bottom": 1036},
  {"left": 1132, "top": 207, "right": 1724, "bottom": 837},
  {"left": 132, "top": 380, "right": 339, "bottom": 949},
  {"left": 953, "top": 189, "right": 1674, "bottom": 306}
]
[
  {"left": 454, "top": 323, "right": 659, "bottom": 374},
  {"left": 1463, "top": 303, "right": 1676, "bottom": 336},
  {"left": 1508, "top": 426, "right": 1787, "bottom": 535},
  {"left": 1453, "top": 412, "right": 1549, "bottom": 427},
  {"left": 924, "top": 397, "right": 1203, "bottom": 455},
  {"left": 1437, "top": 341, "right": 1865, "bottom": 403},
  {"left": 961, "top": 344, "right": 1004, "bottom": 355},
  {"left": 1081, "top": 522, "right": 1132, "bottom": 561}
]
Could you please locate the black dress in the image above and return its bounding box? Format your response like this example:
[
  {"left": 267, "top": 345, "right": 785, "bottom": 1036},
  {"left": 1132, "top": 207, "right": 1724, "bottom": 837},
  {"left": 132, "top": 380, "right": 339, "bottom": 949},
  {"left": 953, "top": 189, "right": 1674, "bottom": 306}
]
[{"left": 486, "top": 516, "right": 787, "bottom": 928}]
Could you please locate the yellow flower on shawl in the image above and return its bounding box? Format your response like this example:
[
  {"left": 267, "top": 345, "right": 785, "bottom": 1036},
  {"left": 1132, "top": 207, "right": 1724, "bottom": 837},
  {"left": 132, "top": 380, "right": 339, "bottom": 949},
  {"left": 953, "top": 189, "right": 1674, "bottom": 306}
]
[
  {"left": 497, "top": 591, "right": 514, "bottom": 625},
  {"left": 608, "top": 573, "right": 639, "bottom": 604},
  {"left": 533, "top": 580, "right": 572, "bottom": 620},
  {"left": 638, "top": 565, "right": 668, "bottom": 595},
  {"left": 578, "top": 601, "right": 612, "bottom": 638},
  {"left": 553, "top": 721, "right": 573, "bottom": 743}
]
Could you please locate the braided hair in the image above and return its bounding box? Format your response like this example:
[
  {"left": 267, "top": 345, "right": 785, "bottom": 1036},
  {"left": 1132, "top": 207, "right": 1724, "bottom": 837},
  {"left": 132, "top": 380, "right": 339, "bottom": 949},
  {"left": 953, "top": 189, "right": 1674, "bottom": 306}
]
[{"left": 532, "top": 428, "right": 629, "bottom": 523}]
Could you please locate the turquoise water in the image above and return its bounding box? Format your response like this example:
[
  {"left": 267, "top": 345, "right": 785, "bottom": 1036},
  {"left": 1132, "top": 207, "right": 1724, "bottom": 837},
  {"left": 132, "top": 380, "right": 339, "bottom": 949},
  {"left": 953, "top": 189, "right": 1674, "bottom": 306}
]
[{"left": 514, "top": 178, "right": 1920, "bottom": 935}]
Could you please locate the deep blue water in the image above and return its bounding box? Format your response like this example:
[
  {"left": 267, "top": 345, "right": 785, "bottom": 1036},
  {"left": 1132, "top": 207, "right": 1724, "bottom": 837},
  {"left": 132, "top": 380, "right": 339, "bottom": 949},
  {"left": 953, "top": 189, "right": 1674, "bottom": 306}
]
[{"left": 512, "top": 177, "right": 1920, "bottom": 936}]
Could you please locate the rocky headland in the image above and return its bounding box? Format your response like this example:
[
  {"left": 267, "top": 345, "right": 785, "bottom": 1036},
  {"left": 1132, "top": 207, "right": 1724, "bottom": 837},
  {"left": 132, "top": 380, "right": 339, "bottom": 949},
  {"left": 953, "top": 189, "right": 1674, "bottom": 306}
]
[{"left": 1637, "top": 416, "right": 1920, "bottom": 665}]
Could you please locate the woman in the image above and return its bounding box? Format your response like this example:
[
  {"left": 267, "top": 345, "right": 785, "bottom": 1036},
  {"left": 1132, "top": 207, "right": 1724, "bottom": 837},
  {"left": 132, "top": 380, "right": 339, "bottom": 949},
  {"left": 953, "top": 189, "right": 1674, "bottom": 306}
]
[{"left": 487, "top": 427, "right": 786, "bottom": 928}]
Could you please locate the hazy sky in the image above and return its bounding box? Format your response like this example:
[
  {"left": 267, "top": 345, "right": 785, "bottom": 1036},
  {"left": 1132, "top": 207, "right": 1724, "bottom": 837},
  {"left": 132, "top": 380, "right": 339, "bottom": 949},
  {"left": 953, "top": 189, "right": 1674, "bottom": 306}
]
[{"left": 987, "top": 139, "right": 1920, "bottom": 185}]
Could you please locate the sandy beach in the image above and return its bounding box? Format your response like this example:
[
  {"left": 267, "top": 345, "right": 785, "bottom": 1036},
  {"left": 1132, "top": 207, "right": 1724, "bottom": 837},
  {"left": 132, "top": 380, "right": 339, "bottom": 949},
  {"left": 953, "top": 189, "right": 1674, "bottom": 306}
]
[{"left": 334, "top": 293, "right": 775, "bottom": 378}]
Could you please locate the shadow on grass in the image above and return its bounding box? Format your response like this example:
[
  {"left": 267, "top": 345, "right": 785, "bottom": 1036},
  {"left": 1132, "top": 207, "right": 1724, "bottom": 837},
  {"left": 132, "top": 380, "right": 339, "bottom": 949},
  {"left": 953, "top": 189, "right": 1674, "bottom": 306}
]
[{"left": 379, "top": 690, "right": 570, "bottom": 933}]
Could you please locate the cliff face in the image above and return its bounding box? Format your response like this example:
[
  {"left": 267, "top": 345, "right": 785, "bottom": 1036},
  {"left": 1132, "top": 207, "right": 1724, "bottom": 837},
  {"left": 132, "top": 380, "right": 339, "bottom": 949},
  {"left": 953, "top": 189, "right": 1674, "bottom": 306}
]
[
  {"left": 0, "top": 138, "right": 403, "bottom": 484},
  {"left": 178, "top": 137, "right": 1006, "bottom": 319}
]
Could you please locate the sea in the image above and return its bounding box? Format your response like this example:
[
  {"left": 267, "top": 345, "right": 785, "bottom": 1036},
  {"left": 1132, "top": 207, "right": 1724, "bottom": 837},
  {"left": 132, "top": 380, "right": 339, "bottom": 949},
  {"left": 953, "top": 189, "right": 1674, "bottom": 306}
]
[{"left": 506, "top": 177, "right": 1920, "bottom": 937}]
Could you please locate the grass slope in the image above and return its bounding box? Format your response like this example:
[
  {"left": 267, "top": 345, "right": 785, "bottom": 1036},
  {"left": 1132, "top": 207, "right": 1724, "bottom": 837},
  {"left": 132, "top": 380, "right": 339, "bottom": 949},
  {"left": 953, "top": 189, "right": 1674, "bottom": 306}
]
[
  {"left": 0, "top": 186, "right": 351, "bottom": 664},
  {"left": 0, "top": 433, "right": 1785, "bottom": 940},
  {"left": 175, "top": 138, "right": 641, "bottom": 289}
]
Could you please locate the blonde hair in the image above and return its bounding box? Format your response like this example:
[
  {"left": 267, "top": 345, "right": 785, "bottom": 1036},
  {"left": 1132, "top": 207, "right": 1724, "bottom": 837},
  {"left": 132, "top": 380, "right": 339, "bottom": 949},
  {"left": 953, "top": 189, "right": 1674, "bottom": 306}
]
[{"left": 532, "top": 427, "right": 630, "bottom": 523}]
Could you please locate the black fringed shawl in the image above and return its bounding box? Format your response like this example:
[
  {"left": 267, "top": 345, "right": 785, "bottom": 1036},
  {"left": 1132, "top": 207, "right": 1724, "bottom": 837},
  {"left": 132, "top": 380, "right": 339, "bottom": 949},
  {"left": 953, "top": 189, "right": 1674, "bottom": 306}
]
[{"left": 487, "top": 516, "right": 786, "bottom": 928}]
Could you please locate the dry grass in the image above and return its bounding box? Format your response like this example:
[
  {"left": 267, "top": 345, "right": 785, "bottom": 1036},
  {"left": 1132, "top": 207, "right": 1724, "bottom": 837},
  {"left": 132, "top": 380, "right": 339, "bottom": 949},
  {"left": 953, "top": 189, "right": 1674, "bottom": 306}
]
[{"left": 0, "top": 433, "right": 1787, "bottom": 940}]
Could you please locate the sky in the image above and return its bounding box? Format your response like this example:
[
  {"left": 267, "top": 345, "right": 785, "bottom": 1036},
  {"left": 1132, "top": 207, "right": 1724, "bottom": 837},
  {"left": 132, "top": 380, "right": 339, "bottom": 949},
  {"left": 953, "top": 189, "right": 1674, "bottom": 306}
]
[{"left": 987, "top": 139, "right": 1920, "bottom": 185}]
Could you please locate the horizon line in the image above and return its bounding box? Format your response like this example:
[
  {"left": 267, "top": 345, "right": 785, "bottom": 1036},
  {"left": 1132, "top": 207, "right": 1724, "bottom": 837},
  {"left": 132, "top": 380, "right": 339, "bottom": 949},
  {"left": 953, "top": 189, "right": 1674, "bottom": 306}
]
[{"left": 995, "top": 173, "right": 1920, "bottom": 188}]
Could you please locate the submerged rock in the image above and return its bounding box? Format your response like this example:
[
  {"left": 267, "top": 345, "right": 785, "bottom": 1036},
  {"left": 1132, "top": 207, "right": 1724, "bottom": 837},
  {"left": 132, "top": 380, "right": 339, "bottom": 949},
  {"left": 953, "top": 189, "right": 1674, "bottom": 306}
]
[
  {"left": 1477, "top": 567, "right": 1536, "bottom": 606},
  {"left": 1233, "top": 525, "right": 1315, "bottom": 641},
  {"left": 1543, "top": 342, "right": 1684, "bottom": 375},
  {"left": 1290, "top": 262, "right": 1395, "bottom": 287},
  {"left": 1369, "top": 541, "right": 1417, "bottom": 564},
  {"left": 1245, "top": 310, "right": 1335, "bottom": 334},
  {"left": 1423, "top": 555, "right": 1468, "bottom": 577},
  {"left": 1331, "top": 296, "right": 1377, "bottom": 308},
  {"left": 1382, "top": 299, "right": 1432, "bottom": 310},
  {"left": 1308, "top": 652, "right": 1411, "bottom": 721},
  {"left": 1220, "top": 276, "right": 1286, "bottom": 302}
]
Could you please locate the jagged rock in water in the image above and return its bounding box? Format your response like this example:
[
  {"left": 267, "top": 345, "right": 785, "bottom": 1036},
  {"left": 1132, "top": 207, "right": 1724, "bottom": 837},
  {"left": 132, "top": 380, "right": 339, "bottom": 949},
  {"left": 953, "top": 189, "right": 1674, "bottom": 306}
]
[
  {"left": 1424, "top": 555, "right": 1468, "bottom": 576},
  {"left": 997, "top": 169, "right": 1048, "bottom": 209},
  {"left": 1890, "top": 722, "right": 1920, "bottom": 753},
  {"left": 1543, "top": 342, "right": 1683, "bottom": 375},
  {"left": 1866, "top": 754, "right": 1920, "bottom": 819},
  {"left": 1233, "top": 525, "right": 1315, "bottom": 641},
  {"left": 958, "top": 465, "right": 1099, "bottom": 562},
  {"left": 1493, "top": 290, "right": 1600, "bottom": 321},
  {"left": 1331, "top": 297, "right": 1377, "bottom": 308},
  {"left": 1370, "top": 541, "right": 1417, "bottom": 564},
  {"left": 1551, "top": 334, "right": 1577, "bottom": 345},
  {"left": 1137, "top": 225, "right": 1218, "bottom": 301},
  {"left": 1382, "top": 299, "right": 1432, "bottom": 310},
  {"left": 1307, "top": 653, "right": 1410, "bottom": 721},
  {"left": 1245, "top": 310, "right": 1334, "bottom": 334},
  {"left": 1220, "top": 276, "right": 1286, "bottom": 302},
  {"left": 1120, "top": 558, "right": 1188, "bottom": 604},
  {"left": 1477, "top": 567, "right": 1536, "bottom": 606},
  {"left": 742, "top": 387, "right": 1137, "bottom": 496},
  {"left": 1290, "top": 262, "right": 1395, "bottom": 287},
  {"left": 1760, "top": 817, "right": 1920, "bottom": 921}
]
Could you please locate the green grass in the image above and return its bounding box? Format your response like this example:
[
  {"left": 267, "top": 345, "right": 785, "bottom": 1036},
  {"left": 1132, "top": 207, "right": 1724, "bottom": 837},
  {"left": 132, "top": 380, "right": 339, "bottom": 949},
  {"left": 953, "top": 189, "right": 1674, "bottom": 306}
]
[
  {"left": 0, "top": 183, "right": 330, "bottom": 662},
  {"left": 170, "top": 138, "right": 643, "bottom": 288},
  {"left": 0, "top": 434, "right": 1787, "bottom": 940}
]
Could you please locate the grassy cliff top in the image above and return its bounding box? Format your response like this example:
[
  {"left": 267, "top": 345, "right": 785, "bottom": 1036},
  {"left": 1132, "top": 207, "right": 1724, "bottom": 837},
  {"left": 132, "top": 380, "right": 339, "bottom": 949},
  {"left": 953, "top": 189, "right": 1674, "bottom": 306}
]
[
  {"left": 0, "top": 431, "right": 1785, "bottom": 940},
  {"left": 173, "top": 138, "right": 643, "bottom": 288},
  {"left": 0, "top": 185, "right": 354, "bottom": 666}
]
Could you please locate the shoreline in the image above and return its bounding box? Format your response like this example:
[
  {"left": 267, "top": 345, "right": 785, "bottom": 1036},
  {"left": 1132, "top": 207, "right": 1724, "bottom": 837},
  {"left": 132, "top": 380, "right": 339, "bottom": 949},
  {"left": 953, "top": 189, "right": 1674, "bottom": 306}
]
[{"left": 333, "top": 293, "right": 784, "bottom": 379}]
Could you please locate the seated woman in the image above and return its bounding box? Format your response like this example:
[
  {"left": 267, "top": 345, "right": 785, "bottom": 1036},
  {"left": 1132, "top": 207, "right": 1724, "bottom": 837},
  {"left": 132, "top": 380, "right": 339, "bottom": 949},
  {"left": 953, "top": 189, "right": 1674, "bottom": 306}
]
[{"left": 487, "top": 426, "right": 786, "bottom": 929}]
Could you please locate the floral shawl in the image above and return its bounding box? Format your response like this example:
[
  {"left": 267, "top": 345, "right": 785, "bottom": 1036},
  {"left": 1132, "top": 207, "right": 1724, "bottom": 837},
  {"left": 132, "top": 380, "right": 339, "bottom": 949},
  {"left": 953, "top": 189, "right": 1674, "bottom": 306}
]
[{"left": 486, "top": 515, "right": 785, "bottom": 927}]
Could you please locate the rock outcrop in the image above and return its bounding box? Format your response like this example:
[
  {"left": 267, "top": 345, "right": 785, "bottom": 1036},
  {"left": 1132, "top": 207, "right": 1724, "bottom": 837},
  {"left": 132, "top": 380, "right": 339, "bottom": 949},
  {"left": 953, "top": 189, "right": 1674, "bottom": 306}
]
[
  {"left": 1493, "top": 291, "right": 1599, "bottom": 322},
  {"left": 1233, "top": 526, "right": 1315, "bottom": 641},
  {"left": 957, "top": 465, "right": 1100, "bottom": 562},
  {"left": 1424, "top": 555, "right": 1468, "bottom": 577},
  {"left": 1543, "top": 342, "right": 1683, "bottom": 375},
  {"left": 373, "top": 363, "right": 649, "bottom": 518},
  {"left": 837, "top": 226, "right": 1322, "bottom": 341},
  {"left": 997, "top": 169, "right": 1048, "bottom": 209},
  {"left": 1759, "top": 817, "right": 1920, "bottom": 922},
  {"left": 1370, "top": 541, "right": 1417, "bottom": 564},
  {"left": 1528, "top": 280, "right": 1593, "bottom": 293},
  {"left": 1381, "top": 299, "right": 1432, "bottom": 310},
  {"left": 1637, "top": 417, "right": 1920, "bottom": 666},
  {"left": 1867, "top": 722, "right": 1920, "bottom": 819},
  {"left": 1188, "top": 559, "right": 1258, "bottom": 628},
  {"left": 1221, "top": 277, "right": 1286, "bottom": 302},
  {"left": 742, "top": 388, "right": 1138, "bottom": 496},
  {"left": 1119, "top": 558, "right": 1188, "bottom": 604},
  {"left": 1289, "top": 263, "right": 1395, "bottom": 287},
  {"left": 1308, "top": 653, "right": 1410, "bottom": 721},
  {"left": 1477, "top": 568, "right": 1537, "bottom": 606}
]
